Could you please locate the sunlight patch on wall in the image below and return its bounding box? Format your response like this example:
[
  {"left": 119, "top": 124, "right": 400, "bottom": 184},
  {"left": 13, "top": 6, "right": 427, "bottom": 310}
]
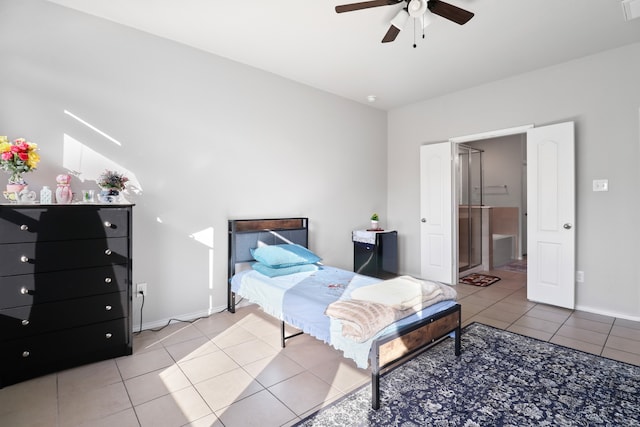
[
  {"left": 64, "top": 110, "right": 122, "bottom": 146},
  {"left": 63, "top": 133, "right": 143, "bottom": 193},
  {"left": 190, "top": 227, "right": 215, "bottom": 295}
]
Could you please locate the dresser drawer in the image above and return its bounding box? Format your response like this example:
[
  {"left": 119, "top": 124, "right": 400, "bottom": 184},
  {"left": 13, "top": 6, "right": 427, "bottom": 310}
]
[
  {"left": 0, "top": 291, "right": 128, "bottom": 340},
  {"left": 0, "top": 206, "right": 130, "bottom": 244},
  {"left": 0, "top": 318, "right": 131, "bottom": 388},
  {"left": 0, "top": 237, "right": 129, "bottom": 276},
  {"left": 0, "top": 265, "right": 129, "bottom": 309}
]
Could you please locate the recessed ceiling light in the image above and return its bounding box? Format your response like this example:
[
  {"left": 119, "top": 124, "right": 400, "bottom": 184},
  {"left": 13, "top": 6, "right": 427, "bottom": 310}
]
[{"left": 366, "top": 95, "right": 377, "bottom": 103}]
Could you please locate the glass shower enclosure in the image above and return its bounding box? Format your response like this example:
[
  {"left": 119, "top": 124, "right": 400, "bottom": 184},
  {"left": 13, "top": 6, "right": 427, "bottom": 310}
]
[{"left": 457, "top": 144, "right": 483, "bottom": 272}]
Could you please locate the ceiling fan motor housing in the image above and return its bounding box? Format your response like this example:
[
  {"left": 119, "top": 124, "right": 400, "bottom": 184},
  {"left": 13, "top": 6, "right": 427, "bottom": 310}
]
[{"left": 408, "top": 0, "right": 427, "bottom": 17}]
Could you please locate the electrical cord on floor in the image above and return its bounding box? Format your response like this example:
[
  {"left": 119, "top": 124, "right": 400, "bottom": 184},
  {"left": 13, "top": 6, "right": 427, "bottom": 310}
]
[{"left": 133, "top": 291, "right": 244, "bottom": 335}]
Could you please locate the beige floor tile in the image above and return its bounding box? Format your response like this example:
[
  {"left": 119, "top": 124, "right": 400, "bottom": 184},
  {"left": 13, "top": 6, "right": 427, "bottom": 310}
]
[
  {"left": 555, "top": 324, "right": 608, "bottom": 346},
  {"left": 614, "top": 318, "right": 640, "bottom": 330},
  {"left": 610, "top": 324, "right": 640, "bottom": 341},
  {"left": 59, "top": 381, "right": 131, "bottom": 427},
  {"left": 467, "top": 315, "right": 511, "bottom": 330},
  {"left": 134, "top": 386, "right": 212, "bottom": 427},
  {"left": 563, "top": 316, "right": 613, "bottom": 334},
  {"left": 193, "top": 312, "right": 242, "bottom": 336},
  {"left": 223, "top": 338, "right": 279, "bottom": 366},
  {"left": 243, "top": 353, "right": 306, "bottom": 388},
  {"left": 477, "top": 306, "right": 523, "bottom": 324},
  {"left": 116, "top": 347, "right": 176, "bottom": 380},
  {"left": 0, "top": 375, "right": 58, "bottom": 427},
  {"left": 215, "top": 389, "right": 297, "bottom": 427},
  {"left": 601, "top": 347, "right": 640, "bottom": 366},
  {"left": 513, "top": 315, "right": 562, "bottom": 334},
  {"left": 164, "top": 336, "right": 221, "bottom": 363},
  {"left": 195, "top": 367, "right": 264, "bottom": 411},
  {"left": 178, "top": 350, "right": 239, "bottom": 384},
  {"left": 281, "top": 337, "right": 342, "bottom": 370},
  {"left": 75, "top": 408, "right": 140, "bottom": 427},
  {"left": 0, "top": 374, "right": 57, "bottom": 415},
  {"left": 154, "top": 323, "right": 207, "bottom": 347},
  {"left": 307, "top": 358, "right": 369, "bottom": 394},
  {"left": 525, "top": 306, "right": 571, "bottom": 323},
  {"left": 125, "top": 364, "right": 192, "bottom": 406},
  {"left": 268, "top": 371, "right": 342, "bottom": 415},
  {"left": 132, "top": 330, "right": 167, "bottom": 354},
  {"left": 550, "top": 335, "right": 603, "bottom": 355},
  {"left": 209, "top": 325, "right": 259, "bottom": 349},
  {"left": 58, "top": 359, "right": 122, "bottom": 395},
  {"left": 184, "top": 413, "right": 223, "bottom": 427},
  {"left": 604, "top": 335, "right": 640, "bottom": 355},
  {"left": 506, "top": 324, "right": 554, "bottom": 341},
  {"left": 571, "top": 310, "right": 615, "bottom": 325}
]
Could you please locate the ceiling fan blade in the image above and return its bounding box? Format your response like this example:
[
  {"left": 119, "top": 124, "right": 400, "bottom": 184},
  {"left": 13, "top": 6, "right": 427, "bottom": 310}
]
[
  {"left": 427, "top": 0, "right": 474, "bottom": 25},
  {"left": 335, "top": 0, "right": 401, "bottom": 14},
  {"left": 381, "top": 25, "right": 401, "bottom": 43}
]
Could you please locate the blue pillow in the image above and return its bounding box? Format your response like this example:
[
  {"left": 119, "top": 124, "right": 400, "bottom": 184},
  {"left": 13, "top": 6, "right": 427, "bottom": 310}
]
[
  {"left": 252, "top": 262, "right": 320, "bottom": 278},
  {"left": 250, "top": 244, "right": 321, "bottom": 268}
]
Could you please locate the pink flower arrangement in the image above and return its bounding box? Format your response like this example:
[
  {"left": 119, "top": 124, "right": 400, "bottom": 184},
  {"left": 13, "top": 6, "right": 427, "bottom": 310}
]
[{"left": 0, "top": 136, "right": 40, "bottom": 184}]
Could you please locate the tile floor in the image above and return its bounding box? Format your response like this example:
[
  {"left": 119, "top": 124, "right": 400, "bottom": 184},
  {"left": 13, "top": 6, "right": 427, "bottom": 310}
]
[{"left": 2, "top": 268, "right": 640, "bottom": 427}]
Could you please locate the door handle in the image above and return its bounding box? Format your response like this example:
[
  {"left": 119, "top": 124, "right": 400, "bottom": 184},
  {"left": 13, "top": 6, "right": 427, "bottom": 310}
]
[
  {"left": 563, "top": 223, "right": 572, "bottom": 230},
  {"left": 421, "top": 218, "right": 426, "bottom": 223}
]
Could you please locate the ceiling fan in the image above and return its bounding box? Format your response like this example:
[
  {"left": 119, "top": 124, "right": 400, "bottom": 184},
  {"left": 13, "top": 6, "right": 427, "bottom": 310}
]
[{"left": 335, "top": 0, "right": 474, "bottom": 44}]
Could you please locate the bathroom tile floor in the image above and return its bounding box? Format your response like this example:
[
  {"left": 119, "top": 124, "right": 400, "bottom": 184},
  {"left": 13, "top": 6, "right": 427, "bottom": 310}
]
[{"left": 2, "top": 269, "right": 639, "bottom": 426}]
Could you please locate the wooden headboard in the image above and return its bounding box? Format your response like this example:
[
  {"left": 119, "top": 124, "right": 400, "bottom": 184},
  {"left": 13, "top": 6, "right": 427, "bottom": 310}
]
[{"left": 227, "top": 218, "right": 309, "bottom": 310}]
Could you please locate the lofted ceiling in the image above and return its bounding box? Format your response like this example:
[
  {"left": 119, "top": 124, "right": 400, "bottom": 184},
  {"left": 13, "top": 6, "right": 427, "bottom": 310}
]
[{"left": 45, "top": 0, "right": 640, "bottom": 110}]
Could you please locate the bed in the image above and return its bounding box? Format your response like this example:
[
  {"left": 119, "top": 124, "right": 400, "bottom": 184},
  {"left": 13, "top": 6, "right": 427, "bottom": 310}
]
[{"left": 227, "top": 217, "right": 461, "bottom": 410}]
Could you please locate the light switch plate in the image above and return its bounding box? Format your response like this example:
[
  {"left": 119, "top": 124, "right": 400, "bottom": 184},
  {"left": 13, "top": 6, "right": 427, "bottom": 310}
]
[{"left": 592, "top": 179, "right": 608, "bottom": 192}]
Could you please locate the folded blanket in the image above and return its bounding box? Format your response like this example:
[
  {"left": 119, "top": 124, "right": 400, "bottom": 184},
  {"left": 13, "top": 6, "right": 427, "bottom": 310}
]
[
  {"left": 350, "top": 275, "right": 443, "bottom": 310},
  {"left": 325, "top": 300, "right": 402, "bottom": 343},
  {"left": 326, "top": 279, "right": 457, "bottom": 342}
]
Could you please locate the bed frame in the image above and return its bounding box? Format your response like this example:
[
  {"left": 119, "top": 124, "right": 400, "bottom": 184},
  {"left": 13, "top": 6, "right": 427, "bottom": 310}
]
[{"left": 227, "top": 218, "right": 461, "bottom": 410}]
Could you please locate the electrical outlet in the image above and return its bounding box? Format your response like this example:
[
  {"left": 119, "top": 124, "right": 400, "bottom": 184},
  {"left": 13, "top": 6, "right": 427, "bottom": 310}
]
[
  {"left": 576, "top": 271, "right": 584, "bottom": 283},
  {"left": 136, "top": 283, "right": 147, "bottom": 297}
]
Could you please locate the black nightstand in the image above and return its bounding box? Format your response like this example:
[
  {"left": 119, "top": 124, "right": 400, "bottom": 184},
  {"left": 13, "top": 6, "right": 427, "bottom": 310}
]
[{"left": 352, "top": 230, "right": 398, "bottom": 279}]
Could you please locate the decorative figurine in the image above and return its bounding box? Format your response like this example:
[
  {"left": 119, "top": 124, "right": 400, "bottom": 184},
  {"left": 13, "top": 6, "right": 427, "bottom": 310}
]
[{"left": 55, "top": 174, "right": 73, "bottom": 204}]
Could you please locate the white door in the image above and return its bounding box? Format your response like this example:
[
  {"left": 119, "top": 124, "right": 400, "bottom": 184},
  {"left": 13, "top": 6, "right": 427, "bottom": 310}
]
[
  {"left": 526, "top": 122, "right": 575, "bottom": 309},
  {"left": 420, "top": 142, "right": 455, "bottom": 284}
]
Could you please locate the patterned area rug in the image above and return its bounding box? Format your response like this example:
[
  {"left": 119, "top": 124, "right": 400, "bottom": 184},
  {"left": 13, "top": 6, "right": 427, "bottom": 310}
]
[
  {"left": 295, "top": 323, "right": 640, "bottom": 426},
  {"left": 459, "top": 273, "right": 501, "bottom": 287}
]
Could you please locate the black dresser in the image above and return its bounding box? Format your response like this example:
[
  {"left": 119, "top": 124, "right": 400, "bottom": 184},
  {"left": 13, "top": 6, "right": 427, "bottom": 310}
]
[
  {"left": 352, "top": 230, "right": 398, "bottom": 279},
  {"left": 0, "top": 204, "right": 133, "bottom": 387}
]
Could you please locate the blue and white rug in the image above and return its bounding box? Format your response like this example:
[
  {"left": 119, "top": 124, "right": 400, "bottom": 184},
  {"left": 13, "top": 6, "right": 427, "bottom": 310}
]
[{"left": 295, "top": 323, "right": 640, "bottom": 426}]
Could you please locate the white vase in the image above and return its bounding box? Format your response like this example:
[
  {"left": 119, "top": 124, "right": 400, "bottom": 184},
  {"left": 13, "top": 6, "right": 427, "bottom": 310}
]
[{"left": 370, "top": 220, "right": 379, "bottom": 230}]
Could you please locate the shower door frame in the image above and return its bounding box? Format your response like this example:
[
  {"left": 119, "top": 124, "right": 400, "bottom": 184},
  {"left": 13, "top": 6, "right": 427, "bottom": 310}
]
[{"left": 457, "top": 144, "right": 484, "bottom": 273}]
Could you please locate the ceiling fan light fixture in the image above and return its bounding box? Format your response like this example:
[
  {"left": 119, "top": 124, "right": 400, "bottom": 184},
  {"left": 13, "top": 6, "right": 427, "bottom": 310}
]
[
  {"left": 408, "top": 0, "right": 427, "bottom": 17},
  {"left": 421, "top": 11, "right": 434, "bottom": 28},
  {"left": 390, "top": 8, "right": 410, "bottom": 29}
]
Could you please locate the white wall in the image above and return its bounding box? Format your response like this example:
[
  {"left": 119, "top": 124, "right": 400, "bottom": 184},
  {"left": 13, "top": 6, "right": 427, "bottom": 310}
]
[
  {"left": 388, "top": 42, "right": 640, "bottom": 319},
  {"left": 0, "top": 0, "right": 388, "bottom": 328}
]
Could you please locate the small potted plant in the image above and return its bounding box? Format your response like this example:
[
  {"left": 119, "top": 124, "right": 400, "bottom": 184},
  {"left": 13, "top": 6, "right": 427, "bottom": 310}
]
[
  {"left": 97, "top": 169, "right": 128, "bottom": 203},
  {"left": 370, "top": 213, "right": 380, "bottom": 230}
]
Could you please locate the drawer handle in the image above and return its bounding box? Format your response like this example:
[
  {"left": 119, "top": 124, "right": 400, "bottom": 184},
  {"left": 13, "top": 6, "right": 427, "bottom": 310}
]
[
  {"left": 21, "top": 319, "right": 29, "bottom": 326},
  {"left": 20, "top": 224, "right": 29, "bottom": 231},
  {"left": 105, "top": 305, "right": 112, "bottom": 311},
  {"left": 105, "top": 249, "right": 112, "bottom": 256},
  {"left": 104, "top": 221, "right": 112, "bottom": 228},
  {"left": 105, "top": 277, "right": 112, "bottom": 284},
  {"left": 105, "top": 333, "right": 113, "bottom": 339},
  {"left": 20, "top": 287, "right": 30, "bottom": 295},
  {"left": 20, "top": 255, "right": 29, "bottom": 263},
  {"left": 22, "top": 351, "right": 30, "bottom": 358}
]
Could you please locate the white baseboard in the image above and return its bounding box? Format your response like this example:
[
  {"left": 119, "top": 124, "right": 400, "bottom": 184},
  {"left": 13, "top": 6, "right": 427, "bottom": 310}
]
[{"left": 574, "top": 304, "right": 640, "bottom": 323}]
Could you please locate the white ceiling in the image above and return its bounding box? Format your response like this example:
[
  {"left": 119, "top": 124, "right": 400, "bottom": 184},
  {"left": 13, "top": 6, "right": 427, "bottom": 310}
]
[{"left": 45, "top": 0, "right": 640, "bottom": 110}]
